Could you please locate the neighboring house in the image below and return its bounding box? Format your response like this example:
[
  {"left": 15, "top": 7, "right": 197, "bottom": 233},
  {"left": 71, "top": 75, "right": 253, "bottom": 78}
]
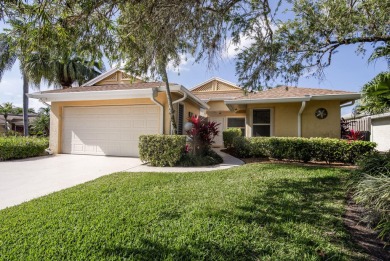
[
  {"left": 191, "top": 78, "right": 360, "bottom": 147},
  {"left": 0, "top": 118, "right": 5, "bottom": 134},
  {"left": 0, "top": 114, "right": 38, "bottom": 134},
  {"left": 28, "top": 68, "right": 208, "bottom": 157},
  {"left": 371, "top": 113, "right": 390, "bottom": 152},
  {"left": 344, "top": 112, "right": 390, "bottom": 152},
  {"left": 28, "top": 70, "right": 360, "bottom": 156}
]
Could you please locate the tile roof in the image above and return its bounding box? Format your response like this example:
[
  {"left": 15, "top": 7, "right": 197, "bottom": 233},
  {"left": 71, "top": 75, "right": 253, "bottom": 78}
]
[
  {"left": 39, "top": 82, "right": 167, "bottom": 94},
  {"left": 231, "top": 86, "right": 357, "bottom": 100}
]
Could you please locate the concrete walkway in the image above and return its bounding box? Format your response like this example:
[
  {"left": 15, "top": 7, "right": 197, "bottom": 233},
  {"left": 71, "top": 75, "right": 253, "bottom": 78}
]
[
  {"left": 0, "top": 150, "right": 243, "bottom": 210},
  {"left": 0, "top": 154, "right": 142, "bottom": 210},
  {"left": 127, "top": 149, "right": 244, "bottom": 173}
]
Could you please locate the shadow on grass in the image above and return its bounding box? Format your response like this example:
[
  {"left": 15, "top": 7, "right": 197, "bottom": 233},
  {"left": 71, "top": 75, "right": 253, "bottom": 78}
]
[
  {"left": 103, "top": 238, "right": 259, "bottom": 261},
  {"left": 102, "top": 171, "right": 362, "bottom": 260},
  {"left": 209, "top": 175, "right": 361, "bottom": 259}
]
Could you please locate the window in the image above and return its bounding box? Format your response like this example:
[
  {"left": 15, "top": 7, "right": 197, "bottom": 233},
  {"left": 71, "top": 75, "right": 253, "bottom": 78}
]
[
  {"left": 177, "top": 104, "right": 184, "bottom": 135},
  {"left": 252, "top": 109, "right": 271, "bottom": 137},
  {"left": 227, "top": 117, "right": 245, "bottom": 136}
]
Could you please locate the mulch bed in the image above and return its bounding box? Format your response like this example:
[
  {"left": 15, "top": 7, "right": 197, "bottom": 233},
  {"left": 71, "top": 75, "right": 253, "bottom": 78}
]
[
  {"left": 344, "top": 197, "right": 390, "bottom": 261},
  {"left": 221, "top": 148, "right": 357, "bottom": 169}
]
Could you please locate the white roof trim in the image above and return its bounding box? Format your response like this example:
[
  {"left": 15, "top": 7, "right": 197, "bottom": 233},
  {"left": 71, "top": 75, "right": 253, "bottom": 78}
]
[
  {"left": 371, "top": 112, "right": 390, "bottom": 119},
  {"left": 225, "top": 93, "right": 361, "bottom": 111},
  {"left": 225, "top": 93, "right": 360, "bottom": 105},
  {"left": 27, "top": 88, "right": 155, "bottom": 102},
  {"left": 190, "top": 77, "right": 241, "bottom": 91},
  {"left": 158, "top": 85, "right": 209, "bottom": 110},
  {"left": 225, "top": 97, "right": 311, "bottom": 105},
  {"left": 310, "top": 93, "right": 361, "bottom": 100},
  {"left": 81, "top": 68, "right": 143, "bottom": 87}
]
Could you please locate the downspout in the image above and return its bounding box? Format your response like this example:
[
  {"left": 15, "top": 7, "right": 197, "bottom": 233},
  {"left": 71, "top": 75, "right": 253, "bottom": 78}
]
[
  {"left": 340, "top": 100, "right": 355, "bottom": 108},
  {"left": 150, "top": 89, "right": 164, "bottom": 134},
  {"left": 298, "top": 101, "right": 307, "bottom": 137},
  {"left": 172, "top": 89, "right": 188, "bottom": 105}
]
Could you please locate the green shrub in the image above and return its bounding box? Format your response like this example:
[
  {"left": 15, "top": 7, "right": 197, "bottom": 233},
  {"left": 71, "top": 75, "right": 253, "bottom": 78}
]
[
  {"left": 2, "top": 130, "right": 22, "bottom": 137},
  {"left": 356, "top": 150, "right": 390, "bottom": 176},
  {"left": 310, "top": 138, "right": 346, "bottom": 163},
  {"left": 232, "top": 137, "right": 376, "bottom": 164},
  {"left": 223, "top": 128, "right": 242, "bottom": 148},
  {"left": 177, "top": 149, "right": 223, "bottom": 167},
  {"left": 268, "top": 137, "right": 313, "bottom": 162},
  {"left": 248, "top": 137, "right": 270, "bottom": 158},
  {"left": 232, "top": 136, "right": 251, "bottom": 158},
  {"left": 0, "top": 136, "right": 49, "bottom": 161},
  {"left": 139, "top": 135, "right": 186, "bottom": 167}
]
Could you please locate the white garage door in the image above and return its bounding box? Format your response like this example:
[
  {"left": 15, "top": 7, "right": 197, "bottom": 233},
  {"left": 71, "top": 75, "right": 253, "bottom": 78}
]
[{"left": 62, "top": 105, "right": 159, "bottom": 157}]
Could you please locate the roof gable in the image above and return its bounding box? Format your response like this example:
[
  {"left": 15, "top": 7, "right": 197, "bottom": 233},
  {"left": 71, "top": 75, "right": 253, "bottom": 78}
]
[
  {"left": 191, "top": 77, "right": 241, "bottom": 92},
  {"left": 81, "top": 68, "right": 144, "bottom": 87}
]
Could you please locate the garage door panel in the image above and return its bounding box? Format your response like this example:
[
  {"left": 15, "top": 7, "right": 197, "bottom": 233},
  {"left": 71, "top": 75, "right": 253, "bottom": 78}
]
[{"left": 62, "top": 105, "right": 159, "bottom": 156}]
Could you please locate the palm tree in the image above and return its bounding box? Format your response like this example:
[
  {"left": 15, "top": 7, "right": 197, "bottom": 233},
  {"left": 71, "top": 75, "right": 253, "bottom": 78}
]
[
  {"left": 0, "top": 31, "right": 35, "bottom": 136},
  {"left": 24, "top": 52, "right": 104, "bottom": 89},
  {"left": 0, "top": 102, "right": 16, "bottom": 134},
  {"left": 0, "top": 32, "right": 104, "bottom": 136},
  {"left": 359, "top": 44, "right": 390, "bottom": 114},
  {"left": 360, "top": 72, "right": 390, "bottom": 114}
]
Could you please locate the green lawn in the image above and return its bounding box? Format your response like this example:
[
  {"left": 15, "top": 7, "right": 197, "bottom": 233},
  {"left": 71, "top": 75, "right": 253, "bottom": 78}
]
[{"left": 0, "top": 164, "right": 367, "bottom": 260}]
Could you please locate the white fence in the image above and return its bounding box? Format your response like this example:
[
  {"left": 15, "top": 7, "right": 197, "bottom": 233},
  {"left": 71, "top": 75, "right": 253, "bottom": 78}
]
[{"left": 345, "top": 117, "right": 371, "bottom": 132}]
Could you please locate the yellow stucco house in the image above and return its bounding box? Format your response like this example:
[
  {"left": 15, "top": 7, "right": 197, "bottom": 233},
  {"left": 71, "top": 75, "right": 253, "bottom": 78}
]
[
  {"left": 191, "top": 78, "right": 360, "bottom": 146},
  {"left": 28, "top": 69, "right": 360, "bottom": 156}
]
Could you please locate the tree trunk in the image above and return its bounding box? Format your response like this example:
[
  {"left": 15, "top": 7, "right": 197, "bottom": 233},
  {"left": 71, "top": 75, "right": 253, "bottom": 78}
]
[
  {"left": 4, "top": 115, "right": 8, "bottom": 134},
  {"left": 160, "top": 66, "right": 178, "bottom": 134},
  {"left": 22, "top": 72, "right": 29, "bottom": 136}
]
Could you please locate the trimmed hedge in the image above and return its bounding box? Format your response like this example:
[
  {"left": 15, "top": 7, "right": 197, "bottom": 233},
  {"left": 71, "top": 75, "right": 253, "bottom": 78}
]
[
  {"left": 223, "top": 128, "right": 242, "bottom": 148},
  {"left": 139, "top": 135, "right": 186, "bottom": 167},
  {"left": 233, "top": 136, "right": 376, "bottom": 164},
  {"left": 0, "top": 137, "right": 49, "bottom": 161}
]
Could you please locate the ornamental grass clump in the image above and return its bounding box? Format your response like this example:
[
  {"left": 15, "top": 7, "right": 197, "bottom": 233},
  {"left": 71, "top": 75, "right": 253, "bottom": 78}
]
[{"left": 353, "top": 150, "right": 390, "bottom": 241}]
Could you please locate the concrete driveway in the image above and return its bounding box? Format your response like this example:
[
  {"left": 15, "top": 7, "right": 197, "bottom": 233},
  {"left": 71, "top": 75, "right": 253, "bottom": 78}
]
[{"left": 0, "top": 154, "right": 142, "bottom": 210}]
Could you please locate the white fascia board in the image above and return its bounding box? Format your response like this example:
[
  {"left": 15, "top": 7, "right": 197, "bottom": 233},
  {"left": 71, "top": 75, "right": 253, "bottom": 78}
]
[
  {"left": 190, "top": 77, "right": 241, "bottom": 91},
  {"left": 159, "top": 85, "right": 210, "bottom": 110},
  {"left": 371, "top": 112, "right": 390, "bottom": 120},
  {"left": 27, "top": 88, "right": 156, "bottom": 102},
  {"left": 225, "top": 97, "right": 311, "bottom": 105},
  {"left": 206, "top": 97, "right": 239, "bottom": 101},
  {"left": 310, "top": 93, "right": 361, "bottom": 101},
  {"left": 81, "top": 68, "right": 119, "bottom": 87},
  {"left": 81, "top": 68, "right": 144, "bottom": 87}
]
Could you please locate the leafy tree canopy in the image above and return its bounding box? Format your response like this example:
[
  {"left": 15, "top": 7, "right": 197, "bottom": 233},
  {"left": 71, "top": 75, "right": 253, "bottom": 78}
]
[{"left": 1, "top": 0, "right": 389, "bottom": 90}]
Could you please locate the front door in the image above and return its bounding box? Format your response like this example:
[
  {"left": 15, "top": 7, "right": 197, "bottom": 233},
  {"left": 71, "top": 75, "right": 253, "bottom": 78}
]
[{"left": 209, "top": 116, "right": 225, "bottom": 147}]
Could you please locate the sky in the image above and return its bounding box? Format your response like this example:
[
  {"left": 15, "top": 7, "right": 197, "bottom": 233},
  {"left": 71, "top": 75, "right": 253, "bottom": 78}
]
[
  {"left": 0, "top": 44, "right": 387, "bottom": 115},
  {"left": 0, "top": 22, "right": 388, "bottom": 116}
]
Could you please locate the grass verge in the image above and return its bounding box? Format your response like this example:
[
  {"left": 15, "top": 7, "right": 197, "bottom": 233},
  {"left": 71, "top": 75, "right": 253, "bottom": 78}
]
[{"left": 0, "top": 164, "right": 367, "bottom": 260}]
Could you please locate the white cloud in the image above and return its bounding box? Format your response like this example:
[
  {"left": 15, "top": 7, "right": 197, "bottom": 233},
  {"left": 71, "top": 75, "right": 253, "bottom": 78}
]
[
  {"left": 0, "top": 68, "right": 51, "bottom": 111},
  {"left": 167, "top": 54, "right": 195, "bottom": 73},
  {"left": 223, "top": 33, "right": 256, "bottom": 59}
]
